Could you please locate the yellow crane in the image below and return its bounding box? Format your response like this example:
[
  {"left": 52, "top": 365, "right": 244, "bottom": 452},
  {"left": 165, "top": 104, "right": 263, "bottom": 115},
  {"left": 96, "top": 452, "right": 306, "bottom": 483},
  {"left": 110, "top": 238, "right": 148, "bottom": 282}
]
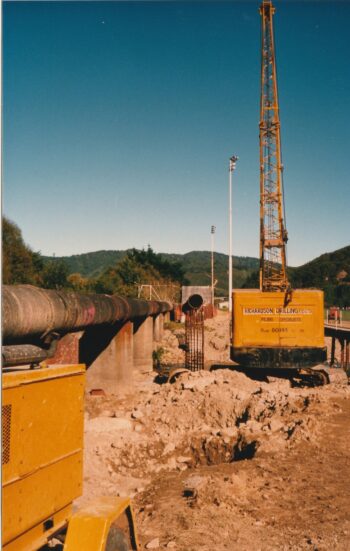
[{"left": 231, "top": 0, "right": 327, "bottom": 378}]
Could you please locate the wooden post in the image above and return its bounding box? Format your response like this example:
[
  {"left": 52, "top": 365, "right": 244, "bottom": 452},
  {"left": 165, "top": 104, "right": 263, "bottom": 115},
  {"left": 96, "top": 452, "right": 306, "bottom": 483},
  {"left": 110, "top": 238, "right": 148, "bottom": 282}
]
[
  {"left": 330, "top": 336, "right": 336, "bottom": 366},
  {"left": 340, "top": 339, "right": 345, "bottom": 368}
]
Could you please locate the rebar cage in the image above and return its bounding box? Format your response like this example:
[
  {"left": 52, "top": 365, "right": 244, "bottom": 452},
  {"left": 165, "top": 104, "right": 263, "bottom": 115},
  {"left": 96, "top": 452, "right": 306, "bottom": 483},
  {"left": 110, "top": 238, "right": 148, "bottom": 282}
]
[{"left": 185, "top": 308, "right": 204, "bottom": 371}]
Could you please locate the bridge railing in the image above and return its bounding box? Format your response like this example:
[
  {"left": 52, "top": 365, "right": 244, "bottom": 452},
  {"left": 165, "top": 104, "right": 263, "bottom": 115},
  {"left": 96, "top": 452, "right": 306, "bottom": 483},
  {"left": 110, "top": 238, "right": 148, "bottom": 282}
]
[{"left": 324, "top": 323, "right": 350, "bottom": 369}]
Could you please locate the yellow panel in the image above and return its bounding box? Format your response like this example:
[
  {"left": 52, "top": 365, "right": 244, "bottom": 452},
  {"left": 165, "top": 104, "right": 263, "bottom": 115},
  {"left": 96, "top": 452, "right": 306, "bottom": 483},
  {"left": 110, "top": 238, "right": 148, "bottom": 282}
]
[
  {"left": 3, "top": 452, "right": 82, "bottom": 546},
  {"left": 2, "top": 364, "right": 85, "bottom": 482},
  {"left": 2, "top": 364, "right": 85, "bottom": 548},
  {"left": 64, "top": 497, "right": 139, "bottom": 551},
  {"left": 2, "top": 363, "right": 86, "bottom": 389},
  {"left": 232, "top": 289, "right": 325, "bottom": 348},
  {"left": 3, "top": 505, "right": 71, "bottom": 551}
]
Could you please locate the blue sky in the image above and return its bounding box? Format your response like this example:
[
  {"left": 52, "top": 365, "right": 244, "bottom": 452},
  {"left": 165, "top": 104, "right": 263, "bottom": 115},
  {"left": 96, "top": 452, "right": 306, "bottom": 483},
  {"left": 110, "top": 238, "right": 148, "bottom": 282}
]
[{"left": 3, "top": 1, "right": 350, "bottom": 266}]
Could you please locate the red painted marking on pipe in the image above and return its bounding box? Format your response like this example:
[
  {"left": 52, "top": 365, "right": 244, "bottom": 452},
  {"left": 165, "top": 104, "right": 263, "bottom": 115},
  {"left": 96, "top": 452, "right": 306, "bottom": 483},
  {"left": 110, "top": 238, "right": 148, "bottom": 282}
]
[{"left": 84, "top": 305, "right": 96, "bottom": 325}]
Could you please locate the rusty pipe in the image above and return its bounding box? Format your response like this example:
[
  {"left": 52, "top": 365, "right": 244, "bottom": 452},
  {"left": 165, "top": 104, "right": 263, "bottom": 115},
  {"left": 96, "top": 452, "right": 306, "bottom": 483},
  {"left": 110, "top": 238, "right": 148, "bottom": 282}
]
[
  {"left": 3, "top": 285, "right": 172, "bottom": 344},
  {"left": 182, "top": 293, "right": 204, "bottom": 313}
]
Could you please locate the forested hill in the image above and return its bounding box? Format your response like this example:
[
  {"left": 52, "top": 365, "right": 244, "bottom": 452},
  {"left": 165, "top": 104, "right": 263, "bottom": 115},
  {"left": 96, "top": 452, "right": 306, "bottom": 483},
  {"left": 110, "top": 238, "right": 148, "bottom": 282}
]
[
  {"left": 290, "top": 245, "right": 350, "bottom": 306},
  {"left": 4, "top": 216, "right": 349, "bottom": 305},
  {"left": 42, "top": 250, "right": 126, "bottom": 278},
  {"left": 44, "top": 250, "right": 260, "bottom": 294},
  {"left": 43, "top": 245, "right": 350, "bottom": 301},
  {"left": 243, "top": 245, "right": 350, "bottom": 306},
  {"left": 290, "top": 245, "right": 350, "bottom": 288}
]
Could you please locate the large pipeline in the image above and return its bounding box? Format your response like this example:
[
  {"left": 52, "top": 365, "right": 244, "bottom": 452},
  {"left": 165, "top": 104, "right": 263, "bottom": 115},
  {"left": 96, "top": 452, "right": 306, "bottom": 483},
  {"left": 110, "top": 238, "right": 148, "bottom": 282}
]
[
  {"left": 182, "top": 293, "right": 204, "bottom": 313},
  {"left": 3, "top": 285, "right": 172, "bottom": 345}
]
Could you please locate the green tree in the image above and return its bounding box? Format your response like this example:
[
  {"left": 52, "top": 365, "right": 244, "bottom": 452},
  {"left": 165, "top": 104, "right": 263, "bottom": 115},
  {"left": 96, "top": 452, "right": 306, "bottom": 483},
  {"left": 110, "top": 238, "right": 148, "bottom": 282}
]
[
  {"left": 242, "top": 269, "right": 259, "bottom": 289},
  {"left": 67, "top": 272, "right": 91, "bottom": 292},
  {"left": 93, "top": 246, "right": 185, "bottom": 297},
  {"left": 129, "top": 246, "right": 187, "bottom": 284},
  {"left": 2, "top": 217, "right": 44, "bottom": 284},
  {"left": 42, "top": 260, "right": 70, "bottom": 290}
]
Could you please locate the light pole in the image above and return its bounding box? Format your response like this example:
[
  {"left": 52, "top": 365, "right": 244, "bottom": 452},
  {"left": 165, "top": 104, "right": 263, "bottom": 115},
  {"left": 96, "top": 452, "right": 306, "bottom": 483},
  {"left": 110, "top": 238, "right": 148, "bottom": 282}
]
[
  {"left": 229, "top": 155, "right": 238, "bottom": 312},
  {"left": 211, "top": 225, "right": 216, "bottom": 307}
]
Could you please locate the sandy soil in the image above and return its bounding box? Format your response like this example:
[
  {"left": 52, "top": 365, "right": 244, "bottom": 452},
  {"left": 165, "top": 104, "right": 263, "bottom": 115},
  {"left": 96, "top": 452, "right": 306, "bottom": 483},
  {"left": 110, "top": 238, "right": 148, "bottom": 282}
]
[
  {"left": 81, "top": 312, "right": 350, "bottom": 550},
  {"left": 134, "top": 396, "right": 350, "bottom": 551}
]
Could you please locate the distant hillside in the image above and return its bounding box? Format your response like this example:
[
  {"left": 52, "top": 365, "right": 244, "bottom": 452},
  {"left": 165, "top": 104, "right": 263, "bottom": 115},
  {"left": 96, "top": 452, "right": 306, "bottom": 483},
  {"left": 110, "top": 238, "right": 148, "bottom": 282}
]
[
  {"left": 43, "top": 245, "right": 350, "bottom": 305},
  {"left": 289, "top": 245, "right": 350, "bottom": 307},
  {"left": 290, "top": 245, "right": 350, "bottom": 287},
  {"left": 43, "top": 250, "right": 126, "bottom": 278},
  {"left": 243, "top": 245, "right": 350, "bottom": 307},
  {"left": 43, "top": 250, "right": 260, "bottom": 293},
  {"left": 177, "top": 251, "right": 259, "bottom": 293}
]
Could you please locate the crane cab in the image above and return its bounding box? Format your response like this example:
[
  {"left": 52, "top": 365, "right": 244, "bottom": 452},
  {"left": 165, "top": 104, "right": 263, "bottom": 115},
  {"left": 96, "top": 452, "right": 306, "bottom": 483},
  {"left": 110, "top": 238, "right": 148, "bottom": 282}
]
[{"left": 231, "top": 289, "right": 327, "bottom": 368}]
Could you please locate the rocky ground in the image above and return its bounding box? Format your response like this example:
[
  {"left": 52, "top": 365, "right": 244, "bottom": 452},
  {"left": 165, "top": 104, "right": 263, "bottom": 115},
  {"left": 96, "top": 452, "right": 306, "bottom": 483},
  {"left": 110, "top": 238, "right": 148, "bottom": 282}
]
[{"left": 81, "top": 312, "right": 350, "bottom": 550}]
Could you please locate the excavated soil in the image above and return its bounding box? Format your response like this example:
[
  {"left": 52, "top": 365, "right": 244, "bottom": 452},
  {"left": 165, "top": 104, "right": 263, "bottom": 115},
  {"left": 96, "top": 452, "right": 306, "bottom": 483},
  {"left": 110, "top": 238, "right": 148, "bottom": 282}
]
[
  {"left": 81, "top": 312, "right": 350, "bottom": 550},
  {"left": 135, "top": 396, "right": 350, "bottom": 551}
]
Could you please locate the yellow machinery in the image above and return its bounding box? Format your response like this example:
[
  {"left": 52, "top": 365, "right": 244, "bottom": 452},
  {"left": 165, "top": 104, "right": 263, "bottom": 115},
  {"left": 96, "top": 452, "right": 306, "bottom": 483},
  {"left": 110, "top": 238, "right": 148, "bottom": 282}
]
[
  {"left": 2, "top": 363, "right": 139, "bottom": 551},
  {"left": 231, "top": 0, "right": 327, "bottom": 372},
  {"left": 231, "top": 289, "right": 326, "bottom": 368}
]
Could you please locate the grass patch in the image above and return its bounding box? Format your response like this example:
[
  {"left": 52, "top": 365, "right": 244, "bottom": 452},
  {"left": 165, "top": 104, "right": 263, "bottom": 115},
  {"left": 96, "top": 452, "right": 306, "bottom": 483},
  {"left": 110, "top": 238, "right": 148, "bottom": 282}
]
[
  {"left": 341, "top": 310, "right": 350, "bottom": 321},
  {"left": 165, "top": 321, "right": 185, "bottom": 331},
  {"left": 324, "top": 309, "right": 350, "bottom": 321}
]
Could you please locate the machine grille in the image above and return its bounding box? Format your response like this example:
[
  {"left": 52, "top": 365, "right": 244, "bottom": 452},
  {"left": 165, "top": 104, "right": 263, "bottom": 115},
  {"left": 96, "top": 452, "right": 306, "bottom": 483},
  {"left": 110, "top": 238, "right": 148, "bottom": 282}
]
[{"left": 2, "top": 405, "right": 12, "bottom": 464}]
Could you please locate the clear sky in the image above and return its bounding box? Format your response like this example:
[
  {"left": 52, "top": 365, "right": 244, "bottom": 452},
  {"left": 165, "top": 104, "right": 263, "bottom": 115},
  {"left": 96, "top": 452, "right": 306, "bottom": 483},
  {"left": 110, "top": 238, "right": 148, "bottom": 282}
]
[{"left": 3, "top": 0, "right": 350, "bottom": 266}]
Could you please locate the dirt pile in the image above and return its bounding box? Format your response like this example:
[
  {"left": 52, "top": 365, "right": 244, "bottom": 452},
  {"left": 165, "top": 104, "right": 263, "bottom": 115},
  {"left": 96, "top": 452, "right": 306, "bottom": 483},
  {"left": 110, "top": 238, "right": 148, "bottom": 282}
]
[
  {"left": 135, "top": 395, "right": 350, "bottom": 551},
  {"left": 156, "top": 327, "right": 185, "bottom": 366},
  {"left": 154, "top": 311, "right": 231, "bottom": 367},
  {"left": 83, "top": 368, "right": 347, "bottom": 502},
  {"left": 81, "top": 310, "right": 350, "bottom": 550},
  {"left": 204, "top": 313, "right": 230, "bottom": 361}
]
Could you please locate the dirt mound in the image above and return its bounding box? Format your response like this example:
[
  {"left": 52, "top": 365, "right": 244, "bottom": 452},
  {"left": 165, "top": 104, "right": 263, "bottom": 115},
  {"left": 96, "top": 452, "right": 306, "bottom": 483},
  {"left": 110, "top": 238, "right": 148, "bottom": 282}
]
[
  {"left": 155, "top": 311, "right": 231, "bottom": 366},
  {"left": 83, "top": 368, "right": 347, "bottom": 501},
  {"left": 81, "top": 310, "right": 350, "bottom": 550},
  {"left": 135, "top": 396, "right": 350, "bottom": 551}
]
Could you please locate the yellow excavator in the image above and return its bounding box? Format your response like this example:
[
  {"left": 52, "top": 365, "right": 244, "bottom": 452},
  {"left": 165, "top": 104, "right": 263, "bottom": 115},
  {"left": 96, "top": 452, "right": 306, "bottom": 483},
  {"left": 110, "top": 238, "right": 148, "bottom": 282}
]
[{"left": 231, "top": 0, "right": 327, "bottom": 383}]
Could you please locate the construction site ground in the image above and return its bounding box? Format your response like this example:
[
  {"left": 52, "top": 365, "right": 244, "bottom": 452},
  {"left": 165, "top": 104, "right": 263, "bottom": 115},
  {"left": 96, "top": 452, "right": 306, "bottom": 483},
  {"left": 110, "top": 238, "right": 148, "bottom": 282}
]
[{"left": 82, "top": 312, "right": 350, "bottom": 551}]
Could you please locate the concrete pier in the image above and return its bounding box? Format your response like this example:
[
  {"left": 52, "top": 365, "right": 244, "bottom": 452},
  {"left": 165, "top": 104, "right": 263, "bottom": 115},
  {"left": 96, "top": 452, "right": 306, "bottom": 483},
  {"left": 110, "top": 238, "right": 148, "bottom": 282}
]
[
  {"left": 84, "top": 321, "right": 134, "bottom": 394},
  {"left": 133, "top": 317, "right": 154, "bottom": 373},
  {"left": 153, "top": 313, "right": 165, "bottom": 343},
  {"left": 46, "top": 332, "right": 83, "bottom": 366}
]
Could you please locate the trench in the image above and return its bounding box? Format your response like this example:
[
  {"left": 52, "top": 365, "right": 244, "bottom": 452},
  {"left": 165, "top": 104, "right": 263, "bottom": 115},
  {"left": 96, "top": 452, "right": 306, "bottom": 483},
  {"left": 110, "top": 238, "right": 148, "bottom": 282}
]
[{"left": 184, "top": 432, "right": 259, "bottom": 469}]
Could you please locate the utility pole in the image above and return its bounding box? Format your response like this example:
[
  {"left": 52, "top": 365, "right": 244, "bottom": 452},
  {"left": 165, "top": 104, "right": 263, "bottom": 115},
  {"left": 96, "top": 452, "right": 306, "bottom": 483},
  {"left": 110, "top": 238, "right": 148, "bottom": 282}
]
[
  {"left": 211, "top": 225, "right": 216, "bottom": 306},
  {"left": 229, "top": 155, "right": 238, "bottom": 311}
]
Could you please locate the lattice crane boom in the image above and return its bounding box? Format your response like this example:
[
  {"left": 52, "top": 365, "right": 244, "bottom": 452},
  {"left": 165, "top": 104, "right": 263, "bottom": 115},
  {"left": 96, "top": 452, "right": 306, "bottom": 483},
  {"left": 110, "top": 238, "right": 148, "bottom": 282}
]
[
  {"left": 230, "top": 0, "right": 327, "bottom": 375},
  {"left": 259, "top": 0, "right": 289, "bottom": 292}
]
